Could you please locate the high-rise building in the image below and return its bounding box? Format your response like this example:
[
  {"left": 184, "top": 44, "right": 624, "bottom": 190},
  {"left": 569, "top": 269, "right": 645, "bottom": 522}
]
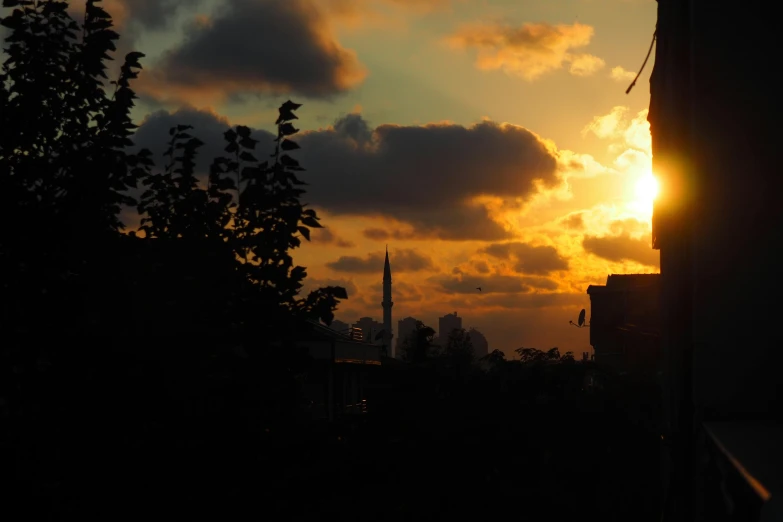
[
  {"left": 438, "top": 312, "right": 462, "bottom": 344},
  {"left": 467, "top": 328, "right": 489, "bottom": 359},
  {"left": 329, "top": 319, "right": 350, "bottom": 335},
  {"left": 382, "top": 246, "right": 394, "bottom": 358},
  {"left": 396, "top": 316, "right": 419, "bottom": 358},
  {"left": 354, "top": 317, "right": 384, "bottom": 344}
]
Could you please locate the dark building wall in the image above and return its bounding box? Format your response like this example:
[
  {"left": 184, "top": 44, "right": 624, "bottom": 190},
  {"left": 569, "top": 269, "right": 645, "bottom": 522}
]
[
  {"left": 588, "top": 275, "right": 661, "bottom": 376},
  {"left": 687, "top": 2, "right": 782, "bottom": 420},
  {"left": 652, "top": 0, "right": 783, "bottom": 425},
  {"left": 651, "top": 1, "right": 783, "bottom": 519}
]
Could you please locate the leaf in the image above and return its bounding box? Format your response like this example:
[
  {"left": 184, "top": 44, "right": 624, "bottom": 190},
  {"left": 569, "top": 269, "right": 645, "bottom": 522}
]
[
  {"left": 241, "top": 166, "right": 261, "bottom": 180},
  {"left": 177, "top": 124, "right": 193, "bottom": 132},
  {"left": 291, "top": 266, "right": 306, "bottom": 282},
  {"left": 301, "top": 216, "right": 322, "bottom": 228},
  {"left": 278, "top": 123, "right": 299, "bottom": 137},
  {"left": 239, "top": 137, "right": 258, "bottom": 149},
  {"left": 279, "top": 155, "right": 300, "bottom": 168},
  {"left": 297, "top": 226, "right": 311, "bottom": 241},
  {"left": 276, "top": 100, "right": 302, "bottom": 123},
  {"left": 331, "top": 286, "right": 348, "bottom": 300},
  {"left": 280, "top": 139, "right": 300, "bottom": 151},
  {"left": 224, "top": 128, "right": 237, "bottom": 142},
  {"left": 239, "top": 151, "right": 257, "bottom": 162},
  {"left": 236, "top": 125, "right": 251, "bottom": 138}
]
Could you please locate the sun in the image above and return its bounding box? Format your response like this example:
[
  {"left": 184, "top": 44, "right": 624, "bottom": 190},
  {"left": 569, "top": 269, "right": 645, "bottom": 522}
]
[{"left": 634, "top": 171, "right": 659, "bottom": 206}]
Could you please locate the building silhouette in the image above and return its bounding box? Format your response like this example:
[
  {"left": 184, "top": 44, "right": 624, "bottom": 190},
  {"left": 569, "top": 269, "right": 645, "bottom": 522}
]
[
  {"left": 382, "top": 246, "right": 394, "bottom": 358},
  {"left": 438, "top": 312, "right": 462, "bottom": 345},
  {"left": 586, "top": 274, "right": 661, "bottom": 377},
  {"left": 648, "top": 2, "right": 782, "bottom": 518},
  {"left": 396, "top": 316, "right": 419, "bottom": 359},
  {"left": 467, "top": 328, "right": 489, "bottom": 359},
  {"left": 354, "top": 317, "right": 383, "bottom": 345},
  {"left": 329, "top": 319, "right": 350, "bottom": 335}
]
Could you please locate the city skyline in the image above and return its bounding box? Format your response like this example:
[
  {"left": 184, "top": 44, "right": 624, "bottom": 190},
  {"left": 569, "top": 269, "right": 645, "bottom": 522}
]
[{"left": 64, "top": 0, "right": 659, "bottom": 356}]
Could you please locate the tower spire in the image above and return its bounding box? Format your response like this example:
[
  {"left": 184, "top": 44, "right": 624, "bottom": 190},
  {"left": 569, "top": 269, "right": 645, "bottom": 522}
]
[
  {"left": 383, "top": 245, "right": 391, "bottom": 282},
  {"left": 382, "top": 246, "right": 393, "bottom": 357}
]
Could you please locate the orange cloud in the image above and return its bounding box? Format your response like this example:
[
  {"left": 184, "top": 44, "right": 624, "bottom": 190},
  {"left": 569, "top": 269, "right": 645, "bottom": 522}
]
[
  {"left": 582, "top": 232, "right": 659, "bottom": 267},
  {"left": 311, "top": 227, "right": 356, "bottom": 248},
  {"left": 327, "top": 249, "right": 437, "bottom": 273},
  {"left": 447, "top": 22, "right": 604, "bottom": 80},
  {"left": 480, "top": 241, "right": 569, "bottom": 274},
  {"left": 610, "top": 65, "right": 637, "bottom": 82}
]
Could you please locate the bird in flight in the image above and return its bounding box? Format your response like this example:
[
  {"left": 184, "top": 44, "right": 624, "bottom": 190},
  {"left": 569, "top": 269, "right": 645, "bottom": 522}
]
[{"left": 476, "top": 287, "right": 482, "bottom": 292}]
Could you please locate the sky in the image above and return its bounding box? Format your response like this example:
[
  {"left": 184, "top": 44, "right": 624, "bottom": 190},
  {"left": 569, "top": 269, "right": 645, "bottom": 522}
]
[{"left": 4, "top": 0, "right": 660, "bottom": 356}]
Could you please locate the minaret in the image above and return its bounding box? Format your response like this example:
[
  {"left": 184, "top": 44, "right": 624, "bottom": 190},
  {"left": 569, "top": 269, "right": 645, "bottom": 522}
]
[{"left": 382, "top": 245, "right": 394, "bottom": 358}]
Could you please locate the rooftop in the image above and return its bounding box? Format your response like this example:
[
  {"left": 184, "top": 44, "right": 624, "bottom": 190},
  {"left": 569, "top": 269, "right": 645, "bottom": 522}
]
[{"left": 588, "top": 273, "right": 661, "bottom": 294}]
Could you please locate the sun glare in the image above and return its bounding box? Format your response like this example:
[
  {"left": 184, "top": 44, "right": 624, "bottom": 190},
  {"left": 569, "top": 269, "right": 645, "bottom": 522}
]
[{"left": 634, "top": 172, "right": 659, "bottom": 206}]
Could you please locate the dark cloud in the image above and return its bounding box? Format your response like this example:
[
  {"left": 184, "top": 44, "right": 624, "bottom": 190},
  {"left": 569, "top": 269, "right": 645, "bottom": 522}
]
[
  {"left": 367, "top": 280, "right": 424, "bottom": 303},
  {"left": 582, "top": 233, "right": 659, "bottom": 266},
  {"left": 109, "top": 0, "right": 198, "bottom": 32},
  {"left": 311, "top": 227, "right": 355, "bottom": 248},
  {"left": 431, "top": 273, "right": 558, "bottom": 294},
  {"left": 131, "top": 106, "right": 244, "bottom": 165},
  {"left": 137, "top": 0, "right": 366, "bottom": 102},
  {"left": 298, "top": 114, "right": 560, "bottom": 240},
  {"left": 300, "top": 277, "right": 358, "bottom": 299},
  {"left": 561, "top": 212, "right": 585, "bottom": 230},
  {"left": 362, "top": 228, "right": 417, "bottom": 241},
  {"left": 472, "top": 260, "right": 490, "bottom": 274},
  {"left": 130, "top": 108, "right": 560, "bottom": 241},
  {"left": 481, "top": 242, "right": 569, "bottom": 274},
  {"left": 327, "top": 249, "right": 436, "bottom": 274},
  {"left": 478, "top": 291, "right": 584, "bottom": 310}
]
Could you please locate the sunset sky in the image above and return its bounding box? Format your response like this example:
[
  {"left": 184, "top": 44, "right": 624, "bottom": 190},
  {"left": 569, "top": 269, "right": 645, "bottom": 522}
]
[{"left": 41, "top": 0, "right": 661, "bottom": 355}]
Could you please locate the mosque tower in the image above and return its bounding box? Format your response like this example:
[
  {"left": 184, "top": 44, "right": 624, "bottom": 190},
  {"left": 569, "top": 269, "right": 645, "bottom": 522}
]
[{"left": 382, "top": 246, "right": 394, "bottom": 358}]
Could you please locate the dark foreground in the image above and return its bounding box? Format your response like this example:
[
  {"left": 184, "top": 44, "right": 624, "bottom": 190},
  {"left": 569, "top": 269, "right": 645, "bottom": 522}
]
[{"left": 4, "top": 362, "right": 661, "bottom": 521}]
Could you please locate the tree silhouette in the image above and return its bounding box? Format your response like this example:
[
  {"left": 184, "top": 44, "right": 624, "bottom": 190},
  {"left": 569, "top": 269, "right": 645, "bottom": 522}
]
[
  {"left": 444, "top": 327, "right": 475, "bottom": 373},
  {"left": 400, "top": 320, "right": 437, "bottom": 363},
  {"left": 1, "top": 0, "right": 346, "bottom": 343},
  {"left": 516, "top": 347, "right": 547, "bottom": 364}
]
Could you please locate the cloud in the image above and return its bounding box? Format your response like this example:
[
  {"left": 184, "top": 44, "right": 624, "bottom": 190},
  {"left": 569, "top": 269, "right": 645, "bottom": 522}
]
[
  {"left": 447, "top": 22, "right": 604, "bottom": 80},
  {"left": 583, "top": 106, "right": 651, "bottom": 153},
  {"left": 361, "top": 227, "right": 418, "bottom": 241},
  {"left": 569, "top": 53, "right": 606, "bottom": 76},
  {"left": 472, "top": 260, "right": 490, "bottom": 274},
  {"left": 582, "top": 106, "right": 628, "bottom": 139},
  {"left": 311, "top": 227, "right": 355, "bottom": 248},
  {"left": 298, "top": 114, "right": 561, "bottom": 240},
  {"left": 327, "top": 249, "right": 436, "bottom": 273},
  {"left": 477, "top": 291, "right": 584, "bottom": 310},
  {"left": 480, "top": 242, "right": 569, "bottom": 274},
  {"left": 610, "top": 65, "right": 636, "bottom": 82},
  {"left": 136, "top": 0, "right": 366, "bottom": 104},
  {"left": 431, "top": 273, "right": 558, "bottom": 294},
  {"left": 106, "top": 0, "right": 196, "bottom": 32},
  {"left": 300, "top": 276, "right": 359, "bottom": 299},
  {"left": 131, "top": 106, "right": 240, "bottom": 163},
  {"left": 609, "top": 217, "right": 648, "bottom": 236},
  {"left": 366, "top": 280, "right": 425, "bottom": 303},
  {"left": 131, "top": 108, "right": 561, "bottom": 241},
  {"left": 582, "top": 232, "right": 659, "bottom": 266},
  {"left": 560, "top": 212, "right": 585, "bottom": 230}
]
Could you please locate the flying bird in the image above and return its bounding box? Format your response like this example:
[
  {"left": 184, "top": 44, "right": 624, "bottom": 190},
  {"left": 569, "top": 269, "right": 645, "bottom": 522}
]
[{"left": 476, "top": 287, "right": 482, "bottom": 292}]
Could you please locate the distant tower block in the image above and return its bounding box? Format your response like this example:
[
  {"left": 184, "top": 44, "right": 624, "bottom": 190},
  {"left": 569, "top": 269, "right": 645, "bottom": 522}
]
[{"left": 382, "top": 246, "right": 394, "bottom": 358}]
